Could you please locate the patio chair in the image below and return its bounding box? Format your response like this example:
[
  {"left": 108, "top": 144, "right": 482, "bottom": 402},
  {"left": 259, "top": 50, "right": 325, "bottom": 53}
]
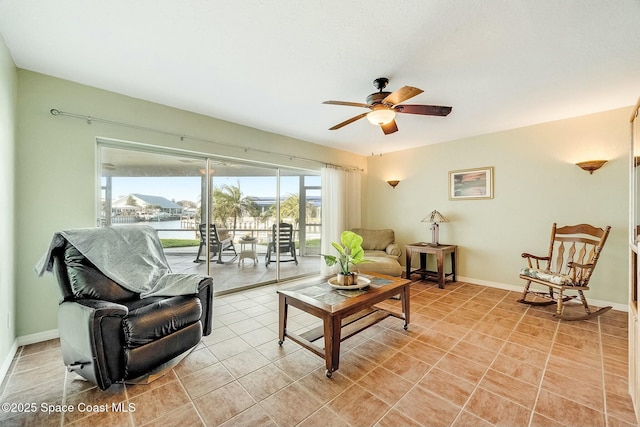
[
  {"left": 518, "top": 223, "right": 612, "bottom": 320},
  {"left": 265, "top": 222, "right": 298, "bottom": 266},
  {"left": 194, "top": 223, "right": 238, "bottom": 264}
]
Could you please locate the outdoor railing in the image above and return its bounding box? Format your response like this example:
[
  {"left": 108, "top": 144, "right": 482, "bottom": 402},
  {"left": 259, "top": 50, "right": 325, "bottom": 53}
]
[{"left": 107, "top": 215, "right": 321, "bottom": 248}]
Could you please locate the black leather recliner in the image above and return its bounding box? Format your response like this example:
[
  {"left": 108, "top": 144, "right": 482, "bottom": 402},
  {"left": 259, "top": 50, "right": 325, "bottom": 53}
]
[{"left": 50, "top": 239, "right": 213, "bottom": 390}]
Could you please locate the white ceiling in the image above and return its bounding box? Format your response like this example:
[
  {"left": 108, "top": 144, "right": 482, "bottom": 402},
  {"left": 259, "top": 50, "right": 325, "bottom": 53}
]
[{"left": 1, "top": 1, "right": 640, "bottom": 156}]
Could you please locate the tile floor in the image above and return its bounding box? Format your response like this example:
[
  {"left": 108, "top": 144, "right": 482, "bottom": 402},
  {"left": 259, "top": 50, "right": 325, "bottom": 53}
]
[{"left": 1, "top": 278, "right": 638, "bottom": 427}]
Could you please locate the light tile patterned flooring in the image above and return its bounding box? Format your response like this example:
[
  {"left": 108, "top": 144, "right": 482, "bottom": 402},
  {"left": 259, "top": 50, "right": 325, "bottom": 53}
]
[{"left": 1, "top": 278, "right": 638, "bottom": 427}]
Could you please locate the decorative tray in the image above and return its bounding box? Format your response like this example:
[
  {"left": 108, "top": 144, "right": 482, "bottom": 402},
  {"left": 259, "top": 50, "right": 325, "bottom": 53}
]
[{"left": 327, "top": 276, "right": 371, "bottom": 290}]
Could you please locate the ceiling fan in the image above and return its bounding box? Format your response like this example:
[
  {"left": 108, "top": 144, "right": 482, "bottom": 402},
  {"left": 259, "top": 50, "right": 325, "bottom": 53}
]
[{"left": 323, "top": 77, "right": 452, "bottom": 135}]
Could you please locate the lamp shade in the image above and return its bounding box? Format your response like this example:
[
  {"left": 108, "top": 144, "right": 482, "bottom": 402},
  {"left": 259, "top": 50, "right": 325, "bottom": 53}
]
[
  {"left": 367, "top": 108, "right": 396, "bottom": 125},
  {"left": 421, "top": 210, "right": 448, "bottom": 224}
]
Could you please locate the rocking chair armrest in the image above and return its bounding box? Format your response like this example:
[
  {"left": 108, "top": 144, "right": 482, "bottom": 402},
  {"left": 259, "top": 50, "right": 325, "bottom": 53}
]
[
  {"left": 521, "top": 253, "right": 550, "bottom": 261},
  {"left": 567, "top": 261, "right": 595, "bottom": 270}
]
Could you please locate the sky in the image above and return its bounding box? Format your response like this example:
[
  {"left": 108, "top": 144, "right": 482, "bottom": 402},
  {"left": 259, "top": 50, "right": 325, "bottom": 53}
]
[{"left": 110, "top": 175, "right": 320, "bottom": 203}]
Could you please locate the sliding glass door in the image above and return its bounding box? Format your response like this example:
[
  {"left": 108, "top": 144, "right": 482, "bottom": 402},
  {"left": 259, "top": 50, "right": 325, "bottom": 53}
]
[{"left": 98, "top": 142, "right": 321, "bottom": 292}]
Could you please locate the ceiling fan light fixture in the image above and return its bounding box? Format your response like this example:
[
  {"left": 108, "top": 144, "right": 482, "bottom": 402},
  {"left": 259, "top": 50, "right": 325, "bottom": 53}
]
[
  {"left": 324, "top": 78, "right": 451, "bottom": 133},
  {"left": 367, "top": 108, "right": 396, "bottom": 126}
]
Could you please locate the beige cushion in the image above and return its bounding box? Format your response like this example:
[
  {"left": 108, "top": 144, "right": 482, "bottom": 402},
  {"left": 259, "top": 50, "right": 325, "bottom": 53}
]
[
  {"left": 363, "top": 250, "right": 397, "bottom": 258},
  {"left": 385, "top": 244, "right": 401, "bottom": 257},
  {"left": 520, "top": 267, "right": 577, "bottom": 286},
  {"left": 356, "top": 256, "right": 403, "bottom": 277},
  {"left": 216, "top": 225, "right": 231, "bottom": 241},
  {"left": 351, "top": 228, "right": 395, "bottom": 251}
]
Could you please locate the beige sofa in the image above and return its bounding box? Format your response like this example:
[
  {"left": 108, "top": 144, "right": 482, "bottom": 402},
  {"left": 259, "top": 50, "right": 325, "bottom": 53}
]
[{"left": 351, "top": 228, "right": 403, "bottom": 277}]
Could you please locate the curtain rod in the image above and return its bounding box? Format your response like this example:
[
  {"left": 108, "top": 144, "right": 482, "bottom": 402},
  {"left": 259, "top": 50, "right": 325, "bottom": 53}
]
[{"left": 49, "top": 108, "right": 363, "bottom": 172}]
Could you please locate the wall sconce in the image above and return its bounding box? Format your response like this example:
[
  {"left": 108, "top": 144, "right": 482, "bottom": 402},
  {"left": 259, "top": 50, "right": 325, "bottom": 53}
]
[
  {"left": 576, "top": 160, "right": 607, "bottom": 174},
  {"left": 387, "top": 180, "right": 400, "bottom": 189}
]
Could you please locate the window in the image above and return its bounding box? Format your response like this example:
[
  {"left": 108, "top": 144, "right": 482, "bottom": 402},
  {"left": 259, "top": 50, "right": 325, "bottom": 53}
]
[{"left": 99, "top": 141, "right": 321, "bottom": 292}]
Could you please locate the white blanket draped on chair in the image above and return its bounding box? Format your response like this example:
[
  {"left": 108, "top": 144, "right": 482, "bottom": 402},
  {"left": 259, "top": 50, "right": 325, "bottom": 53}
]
[{"left": 36, "top": 225, "right": 208, "bottom": 298}]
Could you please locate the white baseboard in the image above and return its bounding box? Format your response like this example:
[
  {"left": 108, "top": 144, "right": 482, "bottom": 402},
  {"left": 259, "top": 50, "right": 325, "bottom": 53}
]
[
  {"left": 16, "top": 329, "right": 59, "bottom": 347},
  {"left": 458, "top": 276, "right": 628, "bottom": 313},
  {"left": 0, "top": 339, "right": 18, "bottom": 389}
]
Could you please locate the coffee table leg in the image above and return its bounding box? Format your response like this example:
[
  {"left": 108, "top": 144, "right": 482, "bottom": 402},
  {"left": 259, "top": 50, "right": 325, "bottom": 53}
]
[
  {"left": 278, "top": 295, "right": 287, "bottom": 345},
  {"left": 323, "top": 315, "right": 341, "bottom": 377}
]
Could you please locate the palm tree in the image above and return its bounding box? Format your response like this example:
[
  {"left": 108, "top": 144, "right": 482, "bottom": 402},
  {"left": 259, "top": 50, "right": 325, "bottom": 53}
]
[
  {"left": 277, "top": 193, "right": 314, "bottom": 227},
  {"left": 279, "top": 194, "right": 300, "bottom": 225},
  {"left": 244, "top": 197, "right": 262, "bottom": 229},
  {"left": 212, "top": 183, "right": 258, "bottom": 233}
]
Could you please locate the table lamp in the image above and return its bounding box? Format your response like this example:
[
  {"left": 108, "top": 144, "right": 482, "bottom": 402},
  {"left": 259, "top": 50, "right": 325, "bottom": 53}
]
[{"left": 421, "top": 210, "right": 448, "bottom": 246}]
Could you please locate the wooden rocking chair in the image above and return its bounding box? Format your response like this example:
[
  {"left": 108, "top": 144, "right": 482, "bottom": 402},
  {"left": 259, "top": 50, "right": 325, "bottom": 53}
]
[{"left": 518, "top": 223, "right": 612, "bottom": 321}]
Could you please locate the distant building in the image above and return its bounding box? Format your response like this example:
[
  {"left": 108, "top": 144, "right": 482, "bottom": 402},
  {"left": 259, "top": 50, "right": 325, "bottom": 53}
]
[
  {"left": 112, "top": 193, "right": 183, "bottom": 220},
  {"left": 248, "top": 196, "right": 321, "bottom": 214}
]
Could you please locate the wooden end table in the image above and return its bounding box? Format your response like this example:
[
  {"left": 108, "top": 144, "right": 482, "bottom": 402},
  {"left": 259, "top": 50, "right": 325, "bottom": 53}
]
[
  {"left": 277, "top": 272, "right": 410, "bottom": 378},
  {"left": 405, "top": 242, "right": 457, "bottom": 289}
]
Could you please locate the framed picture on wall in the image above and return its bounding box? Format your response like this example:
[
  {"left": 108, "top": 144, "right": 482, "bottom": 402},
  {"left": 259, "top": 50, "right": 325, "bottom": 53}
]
[{"left": 449, "top": 167, "right": 494, "bottom": 200}]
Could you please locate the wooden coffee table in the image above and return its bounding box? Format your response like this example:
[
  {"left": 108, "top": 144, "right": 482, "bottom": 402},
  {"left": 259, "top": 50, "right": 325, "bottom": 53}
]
[{"left": 277, "top": 272, "right": 410, "bottom": 377}]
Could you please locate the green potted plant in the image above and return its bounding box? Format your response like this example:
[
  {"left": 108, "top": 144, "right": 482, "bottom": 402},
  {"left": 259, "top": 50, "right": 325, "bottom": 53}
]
[{"left": 321, "top": 230, "right": 370, "bottom": 286}]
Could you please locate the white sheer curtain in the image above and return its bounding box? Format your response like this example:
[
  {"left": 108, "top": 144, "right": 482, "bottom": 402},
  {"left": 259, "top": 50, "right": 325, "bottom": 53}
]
[{"left": 320, "top": 166, "right": 362, "bottom": 276}]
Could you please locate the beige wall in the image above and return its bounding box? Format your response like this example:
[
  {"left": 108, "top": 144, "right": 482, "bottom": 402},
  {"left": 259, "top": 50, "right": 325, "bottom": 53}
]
[
  {"left": 364, "top": 107, "right": 630, "bottom": 305},
  {"left": 0, "top": 34, "right": 16, "bottom": 371},
  {"left": 15, "top": 70, "right": 366, "bottom": 337}
]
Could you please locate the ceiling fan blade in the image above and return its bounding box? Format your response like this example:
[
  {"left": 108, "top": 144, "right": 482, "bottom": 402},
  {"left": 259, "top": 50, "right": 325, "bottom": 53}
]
[
  {"left": 382, "top": 86, "right": 424, "bottom": 106},
  {"left": 329, "top": 112, "right": 369, "bottom": 130},
  {"left": 395, "top": 104, "right": 452, "bottom": 116},
  {"left": 323, "top": 100, "right": 371, "bottom": 108},
  {"left": 381, "top": 120, "right": 398, "bottom": 135}
]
